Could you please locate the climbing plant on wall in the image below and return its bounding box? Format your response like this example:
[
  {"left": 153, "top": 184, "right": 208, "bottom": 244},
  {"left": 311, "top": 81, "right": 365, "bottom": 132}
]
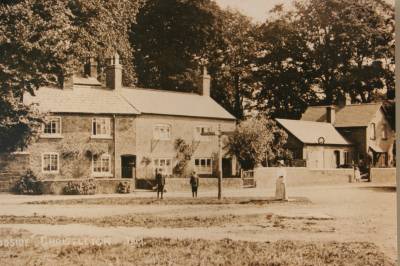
[{"left": 173, "top": 138, "right": 194, "bottom": 176}]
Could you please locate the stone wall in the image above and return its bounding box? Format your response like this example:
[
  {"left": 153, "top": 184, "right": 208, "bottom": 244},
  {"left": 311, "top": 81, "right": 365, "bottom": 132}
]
[
  {"left": 254, "top": 167, "right": 354, "bottom": 188},
  {"left": 0, "top": 152, "right": 30, "bottom": 192},
  {"left": 370, "top": 168, "right": 396, "bottom": 185}
]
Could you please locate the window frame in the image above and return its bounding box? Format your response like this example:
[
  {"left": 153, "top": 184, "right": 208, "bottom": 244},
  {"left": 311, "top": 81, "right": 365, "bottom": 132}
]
[
  {"left": 370, "top": 123, "right": 376, "bottom": 140},
  {"left": 41, "top": 116, "right": 62, "bottom": 138},
  {"left": 41, "top": 152, "right": 60, "bottom": 174},
  {"left": 344, "top": 151, "right": 350, "bottom": 165},
  {"left": 91, "top": 117, "right": 111, "bottom": 139},
  {"left": 194, "top": 125, "right": 213, "bottom": 141},
  {"left": 193, "top": 157, "right": 213, "bottom": 174},
  {"left": 92, "top": 153, "right": 112, "bottom": 177},
  {"left": 153, "top": 158, "right": 172, "bottom": 175},
  {"left": 153, "top": 124, "right": 172, "bottom": 141},
  {"left": 381, "top": 124, "right": 388, "bottom": 140}
]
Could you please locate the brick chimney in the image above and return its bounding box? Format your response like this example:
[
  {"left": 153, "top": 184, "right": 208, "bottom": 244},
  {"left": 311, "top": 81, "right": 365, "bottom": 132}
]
[
  {"left": 89, "top": 57, "right": 98, "bottom": 78},
  {"left": 197, "top": 67, "right": 210, "bottom": 97},
  {"left": 326, "top": 106, "right": 335, "bottom": 124},
  {"left": 338, "top": 92, "right": 352, "bottom": 108},
  {"left": 106, "top": 53, "right": 122, "bottom": 90}
]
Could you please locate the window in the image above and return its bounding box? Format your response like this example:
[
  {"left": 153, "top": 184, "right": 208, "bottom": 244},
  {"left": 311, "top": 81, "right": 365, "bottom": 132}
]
[
  {"left": 194, "top": 126, "right": 213, "bottom": 141},
  {"left": 92, "top": 118, "right": 111, "bottom": 137},
  {"left": 194, "top": 158, "right": 213, "bottom": 174},
  {"left": 92, "top": 154, "right": 111, "bottom": 176},
  {"left": 42, "top": 117, "right": 61, "bottom": 136},
  {"left": 382, "top": 124, "right": 388, "bottom": 140},
  {"left": 153, "top": 158, "right": 172, "bottom": 174},
  {"left": 370, "top": 123, "right": 376, "bottom": 140},
  {"left": 42, "top": 153, "right": 59, "bottom": 173},
  {"left": 344, "top": 151, "right": 350, "bottom": 165},
  {"left": 153, "top": 124, "right": 171, "bottom": 140}
]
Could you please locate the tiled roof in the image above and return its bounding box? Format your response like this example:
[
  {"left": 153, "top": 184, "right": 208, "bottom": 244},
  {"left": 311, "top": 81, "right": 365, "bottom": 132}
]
[
  {"left": 301, "top": 103, "right": 382, "bottom": 127},
  {"left": 119, "top": 88, "right": 236, "bottom": 120},
  {"left": 23, "top": 86, "right": 140, "bottom": 115},
  {"left": 276, "top": 118, "right": 351, "bottom": 145}
]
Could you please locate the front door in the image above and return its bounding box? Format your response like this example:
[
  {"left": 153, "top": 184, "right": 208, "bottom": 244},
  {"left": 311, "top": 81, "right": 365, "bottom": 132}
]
[
  {"left": 222, "top": 158, "right": 232, "bottom": 178},
  {"left": 121, "top": 155, "right": 136, "bottom": 178}
]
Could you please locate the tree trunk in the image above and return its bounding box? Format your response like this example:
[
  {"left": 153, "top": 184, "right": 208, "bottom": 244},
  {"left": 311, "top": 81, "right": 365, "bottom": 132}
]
[{"left": 234, "top": 74, "right": 242, "bottom": 120}]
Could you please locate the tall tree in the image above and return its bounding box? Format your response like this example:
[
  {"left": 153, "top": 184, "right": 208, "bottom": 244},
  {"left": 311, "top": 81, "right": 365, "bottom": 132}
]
[
  {"left": 131, "top": 0, "right": 221, "bottom": 91},
  {"left": 0, "top": 0, "right": 140, "bottom": 152}
]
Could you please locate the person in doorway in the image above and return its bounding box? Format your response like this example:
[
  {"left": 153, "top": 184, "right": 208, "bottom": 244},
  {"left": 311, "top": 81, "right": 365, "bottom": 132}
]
[
  {"left": 275, "top": 160, "right": 288, "bottom": 201},
  {"left": 190, "top": 171, "right": 199, "bottom": 198},
  {"left": 155, "top": 168, "right": 165, "bottom": 199}
]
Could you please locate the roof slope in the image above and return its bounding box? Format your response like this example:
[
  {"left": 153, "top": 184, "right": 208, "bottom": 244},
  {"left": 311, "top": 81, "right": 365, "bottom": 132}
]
[
  {"left": 301, "top": 103, "right": 382, "bottom": 127},
  {"left": 24, "top": 86, "right": 140, "bottom": 115},
  {"left": 276, "top": 118, "right": 351, "bottom": 145},
  {"left": 119, "top": 88, "right": 235, "bottom": 120}
]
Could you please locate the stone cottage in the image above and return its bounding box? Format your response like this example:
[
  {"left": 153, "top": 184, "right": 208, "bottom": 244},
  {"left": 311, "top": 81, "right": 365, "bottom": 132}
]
[{"left": 0, "top": 54, "right": 237, "bottom": 191}]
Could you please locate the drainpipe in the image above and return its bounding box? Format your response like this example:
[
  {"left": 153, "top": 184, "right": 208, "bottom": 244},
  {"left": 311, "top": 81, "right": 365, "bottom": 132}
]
[{"left": 113, "top": 114, "right": 117, "bottom": 179}]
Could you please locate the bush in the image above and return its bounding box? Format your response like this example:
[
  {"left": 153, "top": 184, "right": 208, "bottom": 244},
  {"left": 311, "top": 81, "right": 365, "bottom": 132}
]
[
  {"left": 63, "top": 179, "right": 96, "bottom": 195},
  {"left": 13, "top": 170, "right": 43, "bottom": 195},
  {"left": 117, "top": 181, "right": 131, "bottom": 194}
]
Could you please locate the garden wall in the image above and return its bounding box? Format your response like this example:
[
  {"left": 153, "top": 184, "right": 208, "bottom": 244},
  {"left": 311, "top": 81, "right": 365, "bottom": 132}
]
[
  {"left": 254, "top": 167, "right": 354, "bottom": 188},
  {"left": 370, "top": 168, "right": 396, "bottom": 185},
  {"left": 136, "top": 177, "right": 243, "bottom": 192},
  {"left": 0, "top": 152, "right": 30, "bottom": 192},
  {"left": 40, "top": 179, "right": 133, "bottom": 194}
]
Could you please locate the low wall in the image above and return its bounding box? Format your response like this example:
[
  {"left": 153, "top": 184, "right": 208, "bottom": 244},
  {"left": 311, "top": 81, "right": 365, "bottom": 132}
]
[
  {"left": 41, "top": 179, "right": 133, "bottom": 195},
  {"left": 0, "top": 152, "right": 30, "bottom": 192},
  {"left": 370, "top": 168, "right": 396, "bottom": 185},
  {"left": 254, "top": 167, "right": 354, "bottom": 188},
  {"left": 137, "top": 177, "right": 243, "bottom": 192}
]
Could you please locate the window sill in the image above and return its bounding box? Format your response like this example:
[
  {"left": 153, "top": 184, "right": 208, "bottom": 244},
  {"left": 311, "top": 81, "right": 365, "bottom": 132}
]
[
  {"left": 91, "top": 135, "right": 112, "bottom": 140},
  {"left": 40, "top": 134, "right": 63, "bottom": 139},
  {"left": 42, "top": 171, "right": 59, "bottom": 174},
  {"left": 92, "top": 173, "right": 113, "bottom": 178}
]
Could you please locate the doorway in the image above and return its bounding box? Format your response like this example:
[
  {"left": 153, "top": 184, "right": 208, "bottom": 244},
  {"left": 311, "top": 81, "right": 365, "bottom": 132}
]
[
  {"left": 334, "top": 150, "right": 340, "bottom": 168},
  {"left": 222, "top": 158, "right": 232, "bottom": 178},
  {"left": 121, "top": 155, "right": 136, "bottom": 178}
]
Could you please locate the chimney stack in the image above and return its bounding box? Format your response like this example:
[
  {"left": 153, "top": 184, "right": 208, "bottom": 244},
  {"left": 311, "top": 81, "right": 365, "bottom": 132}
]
[
  {"left": 326, "top": 106, "right": 335, "bottom": 124},
  {"left": 89, "top": 57, "right": 98, "bottom": 78},
  {"left": 197, "top": 67, "right": 210, "bottom": 97},
  {"left": 106, "top": 53, "right": 122, "bottom": 90},
  {"left": 338, "top": 92, "right": 352, "bottom": 108}
]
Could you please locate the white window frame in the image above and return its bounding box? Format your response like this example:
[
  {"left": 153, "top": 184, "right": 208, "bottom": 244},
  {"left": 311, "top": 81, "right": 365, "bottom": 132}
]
[
  {"left": 370, "top": 123, "right": 376, "bottom": 140},
  {"left": 41, "top": 116, "right": 62, "bottom": 138},
  {"left": 153, "top": 124, "right": 171, "bottom": 140},
  {"left": 381, "top": 124, "right": 388, "bottom": 140},
  {"left": 194, "top": 157, "right": 213, "bottom": 174},
  {"left": 91, "top": 117, "right": 111, "bottom": 138},
  {"left": 194, "top": 126, "right": 213, "bottom": 141},
  {"left": 41, "top": 152, "right": 60, "bottom": 173},
  {"left": 92, "top": 154, "right": 111, "bottom": 177},
  {"left": 153, "top": 158, "right": 172, "bottom": 175}
]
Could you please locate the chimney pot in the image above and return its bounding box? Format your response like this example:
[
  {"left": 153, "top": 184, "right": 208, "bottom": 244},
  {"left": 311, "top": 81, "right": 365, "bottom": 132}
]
[
  {"left": 106, "top": 53, "right": 122, "bottom": 90},
  {"left": 197, "top": 66, "right": 210, "bottom": 97},
  {"left": 326, "top": 106, "right": 335, "bottom": 124}
]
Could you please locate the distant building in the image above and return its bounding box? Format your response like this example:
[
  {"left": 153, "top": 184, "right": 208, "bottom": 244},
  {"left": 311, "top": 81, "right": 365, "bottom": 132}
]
[
  {"left": 1, "top": 54, "right": 237, "bottom": 190},
  {"left": 301, "top": 100, "right": 395, "bottom": 168}
]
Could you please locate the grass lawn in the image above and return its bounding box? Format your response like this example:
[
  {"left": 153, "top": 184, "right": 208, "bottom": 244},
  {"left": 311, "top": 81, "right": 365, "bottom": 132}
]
[{"left": 0, "top": 235, "right": 393, "bottom": 266}]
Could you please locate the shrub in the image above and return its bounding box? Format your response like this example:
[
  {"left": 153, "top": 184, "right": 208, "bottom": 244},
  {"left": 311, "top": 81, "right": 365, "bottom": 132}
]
[
  {"left": 117, "top": 181, "right": 131, "bottom": 194},
  {"left": 13, "top": 170, "right": 43, "bottom": 195},
  {"left": 63, "top": 179, "right": 96, "bottom": 195}
]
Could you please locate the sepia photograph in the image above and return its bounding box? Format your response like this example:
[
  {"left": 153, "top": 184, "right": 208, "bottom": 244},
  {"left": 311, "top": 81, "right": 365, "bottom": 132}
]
[{"left": 0, "top": 0, "right": 396, "bottom": 265}]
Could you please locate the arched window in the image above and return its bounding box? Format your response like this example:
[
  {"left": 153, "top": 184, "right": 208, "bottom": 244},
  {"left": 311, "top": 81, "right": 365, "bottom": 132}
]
[{"left": 370, "top": 123, "right": 376, "bottom": 140}]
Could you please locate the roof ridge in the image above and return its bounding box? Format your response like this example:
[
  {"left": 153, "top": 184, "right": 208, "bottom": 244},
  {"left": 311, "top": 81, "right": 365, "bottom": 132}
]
[{"left": 123, "top": 86, "right": 203, "bottom": 97}]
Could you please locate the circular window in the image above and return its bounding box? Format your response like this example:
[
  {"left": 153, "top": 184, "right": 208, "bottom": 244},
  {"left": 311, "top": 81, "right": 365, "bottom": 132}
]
[{"left": 318, "top": 137, "right": 325, "bottom": 144}]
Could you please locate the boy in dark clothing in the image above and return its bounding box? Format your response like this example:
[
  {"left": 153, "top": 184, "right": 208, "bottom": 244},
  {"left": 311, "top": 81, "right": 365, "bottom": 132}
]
[
  {"left": 155, "top": 169, "right": 165, "bottom": 199},
  {"left": 190, "top": 171, "right": 199, "bottom": 198}
]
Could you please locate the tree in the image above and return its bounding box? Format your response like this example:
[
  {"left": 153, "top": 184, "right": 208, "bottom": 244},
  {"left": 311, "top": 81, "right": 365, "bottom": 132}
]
[
  {"left": 226, "top": 117, "right": 289, "bottom": 170},
  {"left": 130, "top": 0, "right": 221, "bottom": 91},
  {"left": 0, "top": 0, "right": 140, "bottom": 152}
]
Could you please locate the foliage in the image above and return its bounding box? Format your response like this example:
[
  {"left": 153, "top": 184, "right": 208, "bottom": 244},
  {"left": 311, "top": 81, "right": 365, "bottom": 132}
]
[
  {"left": 173, "top": 138, "right": 194, "bottom": 176},
  {"left": 140, "top": 156, "right": 152, "bottom": 166},
  {"left": 117, "top": 181, "right": 131, "bottom": 194},
  {"left": 226, "top": 117, "right": 289, "bottom": 170},
  {"left": 59, "top": 140, "right": 108, "bottom": 159},
  {"left": 253, "top": 0, "right": 395, "bottom": 118},
  {"left": 131, "top": 0, "right": 221, "bottom": 91},
  {"left": 0, "top": 0, "right": 140, "bottom": 153},
  {"left": 13, "top": 169, "right": 43, "bottom": 195},
  {"left": 63, "top": 179, "right": 96, "bottom": 195}
]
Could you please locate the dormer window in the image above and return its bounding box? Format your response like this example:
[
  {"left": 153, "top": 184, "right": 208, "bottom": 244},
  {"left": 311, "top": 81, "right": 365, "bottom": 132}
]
[{"left": 369, "top": 123, "right": 376, "bottom": 140}]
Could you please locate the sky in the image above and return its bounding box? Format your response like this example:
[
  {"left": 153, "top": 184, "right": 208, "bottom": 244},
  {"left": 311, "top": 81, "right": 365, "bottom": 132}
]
[
  {"left": 215, "top": 0, "right": 395, "bottom": 23},
  {"left": 215, "top": 0, "right": 294, "bottom": 23}
]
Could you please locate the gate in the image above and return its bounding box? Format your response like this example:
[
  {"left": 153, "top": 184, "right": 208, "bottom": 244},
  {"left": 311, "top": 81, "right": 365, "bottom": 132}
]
[{"left": 241, "top": 170, "right": 256, "bottom": 188}]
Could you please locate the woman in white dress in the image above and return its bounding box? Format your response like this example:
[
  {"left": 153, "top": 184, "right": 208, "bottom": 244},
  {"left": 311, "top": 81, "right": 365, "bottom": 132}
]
[{"left": 275, "top": 160, "right": 288, "bottom": 201}]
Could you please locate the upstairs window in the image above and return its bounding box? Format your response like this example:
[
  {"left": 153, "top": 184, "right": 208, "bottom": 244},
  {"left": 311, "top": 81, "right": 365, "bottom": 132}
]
[
  {"left": 92, "top": 154, "right": 111, "bottom": 176},
  {"left": 382, "top": 124, "right": 388, "bottom": 140},
  {"left": 42, "top": 153, "right": 59, "bottom": 173},
  {"left": 92, "top": 118, "right": 111, "bottom": 138},
  {"left": 370, "top": 123, "right": 376, "bottom": 140},
  {"left": 194, "top": 158, "right": 213, "bottom": 174},
  {"left": 194, "top": 126, "right": 213, "bottom": 141},
  {"left": 153, "top": 124, "right": 171, "bottom": 140},
  {"left": 43, "top": 117, "right": 61, "bottom": 136}
]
